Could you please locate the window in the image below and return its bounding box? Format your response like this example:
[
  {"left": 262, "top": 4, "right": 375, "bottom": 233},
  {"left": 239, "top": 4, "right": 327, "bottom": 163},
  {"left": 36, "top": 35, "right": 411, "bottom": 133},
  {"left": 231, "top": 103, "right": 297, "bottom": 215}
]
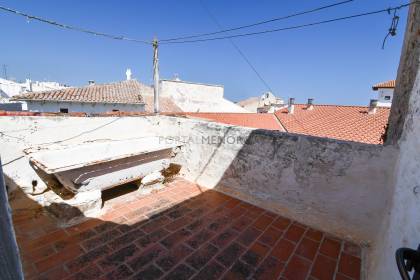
[
  {"left": 59, "top": 108, "right": 69, "bottom": 113},
  {"left": 384, "top": 96, "right": 391, "bottom": 101},
  {"left": 112, "top": 109, "right": 120, "bottom": 112}
]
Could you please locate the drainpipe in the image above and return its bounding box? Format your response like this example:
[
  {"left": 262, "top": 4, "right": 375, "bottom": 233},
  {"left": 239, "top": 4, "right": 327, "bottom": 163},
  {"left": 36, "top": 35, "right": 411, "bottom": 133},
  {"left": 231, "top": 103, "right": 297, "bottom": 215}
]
[{"left": 0, "top": 157, "right": 24, "bottom": 280}]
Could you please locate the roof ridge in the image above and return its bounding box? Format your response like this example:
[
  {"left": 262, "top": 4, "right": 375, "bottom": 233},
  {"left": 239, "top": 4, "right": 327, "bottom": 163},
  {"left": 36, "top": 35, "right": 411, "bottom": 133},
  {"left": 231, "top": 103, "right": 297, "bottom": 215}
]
[{"left": 292, "top": 103, "right": 390, "bottom": 109}]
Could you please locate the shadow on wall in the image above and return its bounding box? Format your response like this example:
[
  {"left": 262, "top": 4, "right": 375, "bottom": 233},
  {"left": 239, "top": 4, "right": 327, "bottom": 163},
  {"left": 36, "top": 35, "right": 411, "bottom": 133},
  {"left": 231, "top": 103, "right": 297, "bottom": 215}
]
[{"left": 180, "top": 126, "right": 393, "bottom": 244}]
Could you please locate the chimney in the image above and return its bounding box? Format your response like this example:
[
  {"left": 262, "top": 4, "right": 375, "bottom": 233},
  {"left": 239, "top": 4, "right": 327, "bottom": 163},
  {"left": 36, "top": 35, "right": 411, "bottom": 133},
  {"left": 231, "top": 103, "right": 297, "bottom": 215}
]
[
  {"left": 368, "top": 99, "right": 378, "bottom": 114},
  {"left": 288, "top": 98, "right": 295, "bottom": 114},
  {"left": 26, "top": 79, "right": 33, "bottom": 92},
  {"left": 306, "top": 98, "right": 314, "bottom": 110},
  {"left": 126, "top": 68, "right": 132, "bottom": 81},
  {"left": 88, "top": 80, "right": 95, "bottom": 86}
]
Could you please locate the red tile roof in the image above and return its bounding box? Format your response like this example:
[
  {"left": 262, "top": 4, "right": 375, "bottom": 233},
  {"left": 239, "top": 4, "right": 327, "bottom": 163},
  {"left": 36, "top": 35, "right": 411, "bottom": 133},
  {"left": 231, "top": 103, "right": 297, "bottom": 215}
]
[
  {"left": 274, "top": 104, "right": 390, "bottom": 144},
  {"left": 12, "top": 80, "right": 148, "bottom": 104},
  {"left": 11, "top": 80, "right": 182, "bottom": 113},
  {"left": 372, "top": 80, "right": 395, "bottom": 90},
  {"left": 181, "top": 112, "right": 285, "bottom": 131}
]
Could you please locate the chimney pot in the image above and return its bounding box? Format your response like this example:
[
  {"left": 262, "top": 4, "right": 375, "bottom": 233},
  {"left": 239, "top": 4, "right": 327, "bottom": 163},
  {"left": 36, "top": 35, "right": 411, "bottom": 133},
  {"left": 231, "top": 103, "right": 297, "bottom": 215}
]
[
  {"left": 88, "top": 80, "right": 95, "bottom": 86},
  {"left": 307, "top": 98, "right": 314, "bottom": 110},
  {"left": 288, "top": 98, "right": 295, "bottom": 114},
  {"left": 368, "top": 99, "right": 378, "bottom": 114}
]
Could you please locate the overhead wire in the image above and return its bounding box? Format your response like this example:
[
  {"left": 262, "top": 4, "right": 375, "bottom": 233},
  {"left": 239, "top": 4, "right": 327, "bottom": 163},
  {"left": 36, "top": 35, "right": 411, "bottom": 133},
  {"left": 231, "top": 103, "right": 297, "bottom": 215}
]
[
  {"left": 199, "top": 0, "right": 274, "bottom": 94},
  {"left": 0, "top": 5, "right": 152, "bottom": 45},
  {"left": 160, "top": 2, "right": 415, "bottom": 44},
  {"left": 160, "top": 0, "right": 354, "bottom": 42}
]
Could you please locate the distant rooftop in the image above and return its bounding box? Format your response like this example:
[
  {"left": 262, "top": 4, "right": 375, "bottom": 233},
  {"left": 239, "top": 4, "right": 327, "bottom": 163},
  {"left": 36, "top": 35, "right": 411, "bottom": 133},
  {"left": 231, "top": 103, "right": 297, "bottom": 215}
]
[
  {"left": 12, "top": 80, "right": 147, "bottom": 104},
  {"left": 275, "top": 104, "right": 390, "bottom": 144},
  {"left": 372, "top": 80, "right": 395, "bottom": 90},
  {"left": 182, "top": 112, "right": 284, "bottom": 131}
]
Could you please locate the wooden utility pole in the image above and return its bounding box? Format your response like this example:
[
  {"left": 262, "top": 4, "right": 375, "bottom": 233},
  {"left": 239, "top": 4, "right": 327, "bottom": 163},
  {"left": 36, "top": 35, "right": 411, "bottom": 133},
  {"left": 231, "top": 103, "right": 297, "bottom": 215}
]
[{"left": 152, "top": 39, "right": 160, "bottom": 114}]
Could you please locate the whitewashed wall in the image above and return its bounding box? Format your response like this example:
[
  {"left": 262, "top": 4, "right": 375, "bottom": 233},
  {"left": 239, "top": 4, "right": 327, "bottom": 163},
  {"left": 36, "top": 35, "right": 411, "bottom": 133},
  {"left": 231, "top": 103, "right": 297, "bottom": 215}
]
[
  {"left": 26, "top": 101, "right": 145, "bottom": 113},
  {"left": 369, "top": 4, "right": 420, "bottom": 278},
  {"left": 376, "top": 88, "right": 393, "bottom": 107},
  {"left": 159, "top": 79, "right": 247, "bottom": 112}
]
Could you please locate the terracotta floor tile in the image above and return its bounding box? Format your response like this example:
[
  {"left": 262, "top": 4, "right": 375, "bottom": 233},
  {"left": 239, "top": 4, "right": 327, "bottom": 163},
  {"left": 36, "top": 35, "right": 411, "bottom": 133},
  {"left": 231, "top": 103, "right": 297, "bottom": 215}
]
[{"left": 12, "top": 178, "right": 362, "bottom": 280}]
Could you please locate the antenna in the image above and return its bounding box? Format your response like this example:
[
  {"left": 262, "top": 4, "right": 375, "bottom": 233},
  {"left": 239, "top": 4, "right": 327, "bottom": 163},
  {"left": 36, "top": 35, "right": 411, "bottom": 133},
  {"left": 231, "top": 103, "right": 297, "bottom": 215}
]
[{"left": 2, "top": 64, "right": 8, "bottom": 79}]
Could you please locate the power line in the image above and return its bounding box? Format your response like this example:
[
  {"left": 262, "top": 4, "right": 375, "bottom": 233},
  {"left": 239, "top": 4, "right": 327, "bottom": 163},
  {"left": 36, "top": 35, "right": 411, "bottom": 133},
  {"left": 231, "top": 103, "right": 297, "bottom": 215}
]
[
  {"left": 161, "top": 0, "right": 354, "bottom": 42},
  {"left": 0, "top": 6, "right": 152, "bottom": 45},
  {"left": 199, "top": 0, "right": 274, "bottom": 94},
  {"left": 160, "top": 2, "right": 415, "bottom": 44}
]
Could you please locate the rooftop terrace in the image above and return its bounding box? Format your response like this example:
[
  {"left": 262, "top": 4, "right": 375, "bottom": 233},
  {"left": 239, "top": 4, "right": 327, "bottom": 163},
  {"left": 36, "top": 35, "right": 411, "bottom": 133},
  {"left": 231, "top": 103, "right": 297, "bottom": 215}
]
[{"left": 14, "top": 178, "right": 361, "bottom": 280}]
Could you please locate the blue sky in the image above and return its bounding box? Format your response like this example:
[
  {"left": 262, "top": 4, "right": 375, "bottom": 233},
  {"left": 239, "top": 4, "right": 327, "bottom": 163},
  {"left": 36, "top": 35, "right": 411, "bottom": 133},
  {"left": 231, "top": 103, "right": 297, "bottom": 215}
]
[{"left": 0, "top": 0, "right": 408, "bottom": 105}]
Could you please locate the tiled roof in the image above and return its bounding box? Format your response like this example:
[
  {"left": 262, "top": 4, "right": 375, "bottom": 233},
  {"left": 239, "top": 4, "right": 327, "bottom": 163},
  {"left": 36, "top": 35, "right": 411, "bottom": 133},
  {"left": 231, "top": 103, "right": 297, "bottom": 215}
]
[
  {"left": 372, "top": 80, "right": 395, "bottom": 90},
  {"left": 181, "top": 112, "right": 285, "bottom": 131},
  {"left": 275, "top": 104, "right": 390, "bottom": 144},
  {"left": 12, "top": 80, "right": 148, "bottom": 104}
]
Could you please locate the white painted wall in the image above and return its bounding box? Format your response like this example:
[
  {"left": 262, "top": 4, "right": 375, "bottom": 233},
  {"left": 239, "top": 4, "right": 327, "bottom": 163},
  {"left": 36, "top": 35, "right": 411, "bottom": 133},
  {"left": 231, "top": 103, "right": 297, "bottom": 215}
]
[
  {"left": 375, "top": 88, "right": 393, "bottom": 107},
  {"left": 159, "top": 79, "right": 247, "bottom": 112},
  {"left": 0, "top": 115, "right": 395, "bottom": 245},
  {"left": 0, "top": 78, "right": 65, "bottom": 98},
  {"left": 368, "top": 4, "right": 420, "bottom": 279},
  {"left": 26, "top": 101, "right": 145, "bottom": 113}
]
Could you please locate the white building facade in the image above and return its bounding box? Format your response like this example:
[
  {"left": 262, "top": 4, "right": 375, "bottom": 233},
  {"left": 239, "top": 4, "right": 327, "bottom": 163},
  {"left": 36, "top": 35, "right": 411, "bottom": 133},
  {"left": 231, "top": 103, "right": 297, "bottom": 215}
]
[
  {"left": 160, "top": 78, "right": 247, "bottom": 113},
  {"left": 24, "top": 101, "right": 144, "bottom": 114},
  {"left": 372, "top": 80, "right": 395, "bottom": 107}
]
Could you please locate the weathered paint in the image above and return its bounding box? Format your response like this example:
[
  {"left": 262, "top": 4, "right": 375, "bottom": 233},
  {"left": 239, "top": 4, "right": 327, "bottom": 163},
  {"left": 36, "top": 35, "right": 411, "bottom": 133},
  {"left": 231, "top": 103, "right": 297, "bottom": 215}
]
[
  {"left": 155, "top": 117, "right": 397, "bottom": 244},
  {"left": 369, "top": 3, "right": 420, "bottom": 279},
  {"left": 0, "top": 115, "right": 396, "bottom": 244},
  {"left": 27, "top": 138, "right": 179, "bottom": 173}
]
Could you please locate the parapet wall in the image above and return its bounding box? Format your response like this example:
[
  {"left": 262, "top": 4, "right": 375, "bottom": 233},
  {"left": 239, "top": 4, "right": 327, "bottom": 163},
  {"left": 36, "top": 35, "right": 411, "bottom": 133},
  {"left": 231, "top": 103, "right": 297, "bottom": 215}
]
[
  {"left": 0, "top": 115, "right": 396, "bottom": 243},
  {"left": 155, "top": 116, "right": 397, "bottom": 243}
]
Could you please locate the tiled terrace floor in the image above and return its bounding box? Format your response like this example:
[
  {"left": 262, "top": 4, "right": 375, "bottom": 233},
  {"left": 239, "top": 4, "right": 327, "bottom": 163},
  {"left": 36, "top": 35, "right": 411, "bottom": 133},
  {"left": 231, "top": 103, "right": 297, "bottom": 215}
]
[{"left": 13, "top": 178, "right": 362, "bottom": 280}]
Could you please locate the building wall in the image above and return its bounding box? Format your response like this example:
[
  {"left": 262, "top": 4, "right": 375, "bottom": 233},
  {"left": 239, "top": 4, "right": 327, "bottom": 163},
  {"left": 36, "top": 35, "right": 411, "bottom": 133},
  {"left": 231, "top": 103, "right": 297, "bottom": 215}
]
[
  {"left": 0, "top": 78, "right": 65, "bottom": 98},
  {"left": 156, "top": 116, "right": 396, "bottom": 244},
  {"left": 160, "top": 79, "right": 224, "bottom": 99},
  {"left": 159, "top": 79, "right": 247, "bottom": 112},
  {"left": 376, "top": 88, "right": 393, "bottom": 107},
  {"left": 369, "top": 3, "right": 420, "bottom": 279},
  {"left": 0, "top": 115, "right": 395, "bottom": 246},
  {"left": 26, "top": 101, "right": 145, "bottom": 113}
]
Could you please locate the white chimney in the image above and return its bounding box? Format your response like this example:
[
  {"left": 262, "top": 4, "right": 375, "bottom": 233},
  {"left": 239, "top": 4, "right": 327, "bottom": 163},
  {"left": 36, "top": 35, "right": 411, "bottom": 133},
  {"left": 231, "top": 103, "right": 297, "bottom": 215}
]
[
  {"left": 26, "top": 79, "right": 33, "bottom": 92},
  {"left": 307, "top": 98, "right": 314, "bottom": 110},
  {"left": 126, "top": 68, "right": 132, "bottom": 81},
  {"left": 288, "top": 98, "right": 295, "bottom": 114},
  {"left": 88, "top": 80, "right": 95, "bottom": 86},
  {"left": 368, "top": 99, "right": 378, "bottom": 114}
]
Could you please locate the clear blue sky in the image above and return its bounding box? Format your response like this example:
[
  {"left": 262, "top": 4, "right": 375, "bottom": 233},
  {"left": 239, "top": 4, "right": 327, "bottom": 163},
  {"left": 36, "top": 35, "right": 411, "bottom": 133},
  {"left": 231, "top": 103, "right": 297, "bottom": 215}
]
[{"left": 0, "top": 0, "right": 408, "bottom": 105}]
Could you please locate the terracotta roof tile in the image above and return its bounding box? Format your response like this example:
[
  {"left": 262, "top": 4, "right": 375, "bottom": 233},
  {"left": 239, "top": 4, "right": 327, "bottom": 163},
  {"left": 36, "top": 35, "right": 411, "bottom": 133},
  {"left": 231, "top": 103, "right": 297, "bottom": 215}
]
[
  {"left": 372, "top": 80, "right": 395, "bottom": 90},
  {"left": 12, "top": 80, "right": 149, "bottom": 104},
  {"left": 181, "top": 112, "right": 284, "bottom": 131},
  {"left": 274, "top": 104, "right": 390, "bottom": 144}
]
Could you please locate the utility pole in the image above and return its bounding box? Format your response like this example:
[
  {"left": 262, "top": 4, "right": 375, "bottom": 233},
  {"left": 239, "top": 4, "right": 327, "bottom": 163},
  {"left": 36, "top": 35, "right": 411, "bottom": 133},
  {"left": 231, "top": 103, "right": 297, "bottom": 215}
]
[{"left": 152, "top": 38, "right": 159, "bottom": 114}]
